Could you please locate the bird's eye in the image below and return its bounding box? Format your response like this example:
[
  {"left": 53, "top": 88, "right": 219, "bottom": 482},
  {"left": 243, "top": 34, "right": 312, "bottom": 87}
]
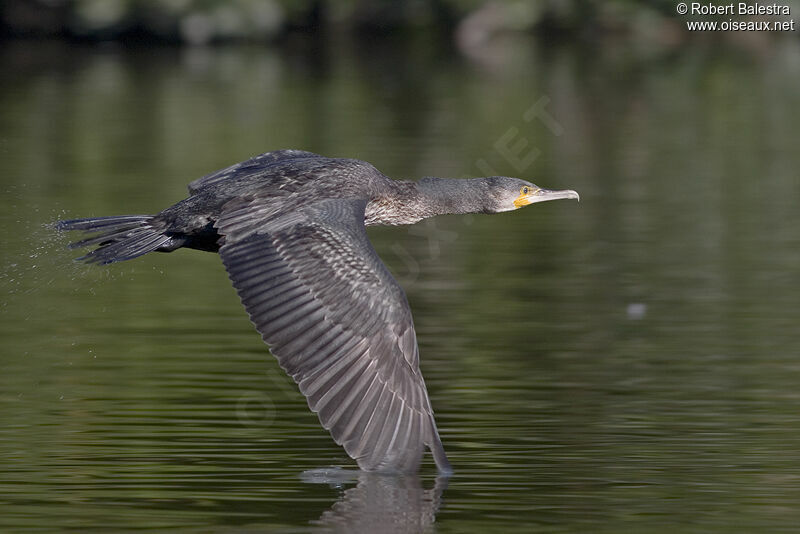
[{"left": 522, "top": 187, "right": 529, "bottom": 195}]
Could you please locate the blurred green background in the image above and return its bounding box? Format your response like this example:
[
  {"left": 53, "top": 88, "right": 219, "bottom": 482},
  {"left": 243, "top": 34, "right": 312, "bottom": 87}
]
[
  {"left": 2, "top": 1, "right": 800, "bottom": 532},
  {"left": 2, "top": 0, "right": 684, "bottom": 43}
]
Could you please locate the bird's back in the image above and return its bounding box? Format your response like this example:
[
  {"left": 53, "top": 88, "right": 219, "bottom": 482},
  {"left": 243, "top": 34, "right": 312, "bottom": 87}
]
[
  {"left": 188, "top": 150, "right": 384, "bottom": 201},
  {"left": 154, "top": 150, "right": 388, "bottom": 249}
]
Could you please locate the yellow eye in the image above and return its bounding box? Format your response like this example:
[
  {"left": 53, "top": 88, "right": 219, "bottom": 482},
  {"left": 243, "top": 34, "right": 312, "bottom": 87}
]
[{"left": 522, "top": 186, "right": 530, "bottom": 195}]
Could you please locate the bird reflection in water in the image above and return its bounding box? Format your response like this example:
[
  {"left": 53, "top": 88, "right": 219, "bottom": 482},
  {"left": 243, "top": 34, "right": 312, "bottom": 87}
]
[{"left": 302, "top": 468, "right": 448, "bottom": 533}]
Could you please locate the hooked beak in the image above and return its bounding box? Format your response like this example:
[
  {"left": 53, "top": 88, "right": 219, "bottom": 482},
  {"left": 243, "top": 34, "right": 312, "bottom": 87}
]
[{"left": 514, "top": 188, "right": 580, "bottom": 208}]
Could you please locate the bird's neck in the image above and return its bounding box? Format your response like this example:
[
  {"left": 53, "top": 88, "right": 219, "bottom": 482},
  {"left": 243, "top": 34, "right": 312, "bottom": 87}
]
[{"left": 364, "top": 177, "right": 489, "bottom": 226}]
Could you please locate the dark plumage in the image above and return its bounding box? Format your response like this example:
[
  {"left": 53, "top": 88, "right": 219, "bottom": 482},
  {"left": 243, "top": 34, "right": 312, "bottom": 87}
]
[{"left": 56, "top": 149, "right": 578, "bottom": 474}]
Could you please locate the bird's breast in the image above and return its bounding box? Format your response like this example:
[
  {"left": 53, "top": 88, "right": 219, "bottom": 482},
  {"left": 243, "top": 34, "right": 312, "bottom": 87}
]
[{"left": 364, "top": 198, "right": 423, "bottom": 226}]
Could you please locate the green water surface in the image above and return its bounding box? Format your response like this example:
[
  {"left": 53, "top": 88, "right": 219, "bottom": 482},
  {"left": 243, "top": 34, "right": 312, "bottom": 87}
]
[{"left": 2, "top": 37, "right": 800, "bottom": 532}]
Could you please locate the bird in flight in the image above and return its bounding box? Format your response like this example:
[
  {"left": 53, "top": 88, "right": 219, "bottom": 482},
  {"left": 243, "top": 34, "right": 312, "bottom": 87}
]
[{"left": 57, "top": 150, "right": 578, "bottom": 474}]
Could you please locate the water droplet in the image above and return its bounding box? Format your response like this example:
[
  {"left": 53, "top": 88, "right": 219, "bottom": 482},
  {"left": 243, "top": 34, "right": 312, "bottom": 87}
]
[{"left": 627, "top": 303, "right": 647, "bottom": 320}]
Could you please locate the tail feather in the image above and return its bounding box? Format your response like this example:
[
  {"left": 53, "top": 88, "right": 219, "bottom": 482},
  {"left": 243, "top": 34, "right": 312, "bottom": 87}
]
[
  {"left": 68, "top": 225, "right": 148, "bottom": 249},
  {"left": 57, "top": 215, "right": 171, "bottom": 264},
  {"left": 56, "top": 215, "right": 154, "bottom": 231}
]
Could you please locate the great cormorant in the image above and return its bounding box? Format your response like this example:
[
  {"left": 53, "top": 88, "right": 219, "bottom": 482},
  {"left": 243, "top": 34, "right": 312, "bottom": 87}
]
[{"left": 57, "top": 149, "right": 579, "bottom": 474}]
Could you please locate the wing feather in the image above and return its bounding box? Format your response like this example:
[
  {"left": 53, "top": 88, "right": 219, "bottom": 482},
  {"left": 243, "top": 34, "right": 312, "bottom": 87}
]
[
  {"left": 187, "top": 150, "right": 322, "bottom": 194},
  {"left": 323, "top": 362, "right": 378, "bottom": 431},
  {"left": 217, "top": 198, "right": 450, "bottom": 473},
  {"left": 356, "top": 384, "right": 393, "bottom": 459}
]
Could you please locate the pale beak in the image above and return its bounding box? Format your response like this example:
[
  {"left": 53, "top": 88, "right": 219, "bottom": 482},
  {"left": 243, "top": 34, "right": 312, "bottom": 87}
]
[
  {"left": 533, "top": 188, "right": 580, "bottom": 203},
  {"left": 514, "top": 188, "right": 580, "bottom": 208}
]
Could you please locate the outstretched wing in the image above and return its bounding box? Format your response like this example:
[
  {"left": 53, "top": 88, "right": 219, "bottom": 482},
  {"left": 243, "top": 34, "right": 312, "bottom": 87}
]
[
  {"left": 187, "top": 150, "right": 322, "bottom": 195},
  {"left": 216, "top": 197, "right": 450, "bottom": 473}
]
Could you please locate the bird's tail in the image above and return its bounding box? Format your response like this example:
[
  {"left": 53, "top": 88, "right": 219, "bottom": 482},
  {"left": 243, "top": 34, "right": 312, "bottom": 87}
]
[{"left": 56, "top": 215, "right": 172, "bottom": 264}]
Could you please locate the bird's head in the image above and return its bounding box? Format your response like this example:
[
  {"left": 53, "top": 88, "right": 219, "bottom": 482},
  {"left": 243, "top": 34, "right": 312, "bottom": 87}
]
[
  {"left": 414, "top": 175, "right": 579, "bottom": 220},
  {"left": 483, "top": 176, "right": 580, "bottom": 213}
]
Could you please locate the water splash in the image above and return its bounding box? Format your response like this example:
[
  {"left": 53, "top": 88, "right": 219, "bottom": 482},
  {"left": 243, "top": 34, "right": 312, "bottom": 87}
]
[
  {"left": 300, "top": 467, "right": 360, "bottom": 487},
  {"left": 0, "top": 209, "right": 127, "bottom": 312}
]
